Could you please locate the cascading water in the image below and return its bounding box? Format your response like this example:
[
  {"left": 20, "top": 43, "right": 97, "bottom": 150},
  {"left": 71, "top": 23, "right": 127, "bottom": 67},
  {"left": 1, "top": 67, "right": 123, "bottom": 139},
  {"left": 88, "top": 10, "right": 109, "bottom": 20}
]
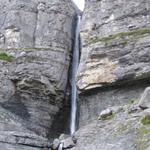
[
  {"left": 57, "top": 14, "right": 81, "bottom": 150},
  {"left": 58, "top": 143, "right": 64, "bottom": 150},
  {"left": 57, "top": 15, "right": 81, "bottom": 150},
  {"left": 70, "top": 15, "right": 81, "bottom": 135}
]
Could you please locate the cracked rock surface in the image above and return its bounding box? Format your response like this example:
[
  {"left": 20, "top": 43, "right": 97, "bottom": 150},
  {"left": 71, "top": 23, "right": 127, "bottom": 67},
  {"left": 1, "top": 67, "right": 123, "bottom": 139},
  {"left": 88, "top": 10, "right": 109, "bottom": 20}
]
[
  {"left": 78, "top": 0, "right": 150, "bottom": 91},
  {"left": 0, "top": 0, "right": 76, "bottom": 149},
  {"left": 77, "top": 0, "right": 150, "bottom": 129}
]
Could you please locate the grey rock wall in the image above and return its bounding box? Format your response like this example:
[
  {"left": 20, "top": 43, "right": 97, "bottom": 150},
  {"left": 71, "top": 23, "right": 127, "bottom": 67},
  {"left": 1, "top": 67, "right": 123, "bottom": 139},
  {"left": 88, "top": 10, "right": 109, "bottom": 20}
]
[
  {"left": 77, "top": 0, "right": 150, "bottom": 125},
  {"left": 0, "top": 0, "right": 76, "bottom": 149},
  {"left": 79, "top": 80, "right": 150, "bottom": 127},
  {"left": 78, "top": 0, "right": 150, "bottom": 91}
]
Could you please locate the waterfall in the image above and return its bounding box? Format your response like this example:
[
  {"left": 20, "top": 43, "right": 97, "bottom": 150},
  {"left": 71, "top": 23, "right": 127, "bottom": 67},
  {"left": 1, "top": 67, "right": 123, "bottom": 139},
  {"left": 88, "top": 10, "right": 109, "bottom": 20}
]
[
  {"left": 58, "top": 143, "right": 64, "bottom": 150},
  {"left": 70, "top": 15, "right": 81, "bottom": 135}
]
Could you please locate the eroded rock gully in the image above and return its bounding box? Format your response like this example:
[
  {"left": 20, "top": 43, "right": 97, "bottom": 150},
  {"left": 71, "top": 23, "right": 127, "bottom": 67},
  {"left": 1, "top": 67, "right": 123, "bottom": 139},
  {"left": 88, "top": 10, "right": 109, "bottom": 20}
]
[{"left": 0, "top": 0, "right": 150, "bottom": 150}]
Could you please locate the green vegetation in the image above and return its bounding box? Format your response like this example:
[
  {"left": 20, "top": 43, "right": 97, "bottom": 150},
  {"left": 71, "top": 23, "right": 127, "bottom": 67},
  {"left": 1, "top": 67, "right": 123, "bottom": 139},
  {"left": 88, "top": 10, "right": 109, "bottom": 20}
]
[
  {"left": 138, "top": 126, "right": 150, "bottom": 135},
  {"left": 136, "top": 72, "right": 150, "bottom": 80},
  {"left": 117, "top": 123, "right": 130, "bottom": 134},
  {"left": 0, "top": 112, "right": 10, "bottom": 121},
  {"left": 135, "top": 126, "right": 150, "bottom": 150},
  {"left": 141, "top": 115, "right": 150, "bottom": 125},
  {"left": 0, "top": 47, "right": 64, "bottom": 53},
  {"left": 128, "top": 98, "right": 139, "bottom": 105},
  {"left": 0, "top": 53, "right": 13, "bottom": 62},
  {"left": 88, "top": 28, "right": 150, "bottom": 45}
]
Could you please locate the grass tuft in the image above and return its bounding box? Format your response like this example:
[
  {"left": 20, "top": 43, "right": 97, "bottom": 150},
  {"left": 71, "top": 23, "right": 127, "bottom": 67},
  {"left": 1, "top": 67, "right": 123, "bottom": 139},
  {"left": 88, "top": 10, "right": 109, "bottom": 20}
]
[
  {"left": 0, "top": 53, "right": 13, "bottom": 62},
  {"left": 88, "top": 28, "right": 150, "bottom": 45},
  {"left": 141, "top": 115, "right": 150, "bottom": 125}
]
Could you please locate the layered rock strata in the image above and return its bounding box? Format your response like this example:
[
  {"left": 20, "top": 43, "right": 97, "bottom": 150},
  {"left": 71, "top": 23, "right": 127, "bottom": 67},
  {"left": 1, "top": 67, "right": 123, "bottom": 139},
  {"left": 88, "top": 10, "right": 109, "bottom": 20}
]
[
  {"left": 78, "top": 0, "right": 150, "bottom": 126},
  {"left": 0, "top": 0, "right": 76, "bottom": 149}
]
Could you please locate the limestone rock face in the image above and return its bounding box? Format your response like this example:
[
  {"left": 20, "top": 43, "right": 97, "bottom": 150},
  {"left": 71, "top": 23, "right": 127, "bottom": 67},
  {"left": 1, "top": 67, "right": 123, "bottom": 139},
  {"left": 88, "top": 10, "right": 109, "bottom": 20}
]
[
  {"left": 0, "top": 0, "right": 75, "bottom": 49},
  {"left": 0, "top": 0, "right": 75, "bottom": 149},
  {"left": 73, "top": 0, "right": 150, "bottom": 148},
  {"left": 78, "top": 0, "right": 150, "bottom": 90},
  {"left": 77, "top": 0, "right": 150, "bottom": 127}
]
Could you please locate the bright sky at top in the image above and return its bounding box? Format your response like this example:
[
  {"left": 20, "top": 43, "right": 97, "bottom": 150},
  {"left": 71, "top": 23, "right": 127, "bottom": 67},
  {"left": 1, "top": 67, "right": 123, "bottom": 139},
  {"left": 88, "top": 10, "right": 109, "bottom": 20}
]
[{"left": 73, "top": 0, "right": 85, "bottom": 11}]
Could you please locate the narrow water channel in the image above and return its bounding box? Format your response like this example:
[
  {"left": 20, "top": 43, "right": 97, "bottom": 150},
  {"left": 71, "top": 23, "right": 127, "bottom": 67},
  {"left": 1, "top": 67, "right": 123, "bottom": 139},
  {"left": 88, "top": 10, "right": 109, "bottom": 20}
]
[{"left": 70, "top": 15, "right": 81, "bottom": 135}]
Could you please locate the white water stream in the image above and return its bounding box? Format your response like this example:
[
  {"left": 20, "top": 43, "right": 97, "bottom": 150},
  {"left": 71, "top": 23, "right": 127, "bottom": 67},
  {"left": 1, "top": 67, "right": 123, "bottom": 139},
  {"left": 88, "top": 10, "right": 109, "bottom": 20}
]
[
  {"left": 58, "top": 143, "right": 64, "bottom": 150},
  {"left": 58, "top": 15, "right": 81, "bottom": 150},
  {"left": 70, "top": 15, "right": 81, "bottom": 135}
]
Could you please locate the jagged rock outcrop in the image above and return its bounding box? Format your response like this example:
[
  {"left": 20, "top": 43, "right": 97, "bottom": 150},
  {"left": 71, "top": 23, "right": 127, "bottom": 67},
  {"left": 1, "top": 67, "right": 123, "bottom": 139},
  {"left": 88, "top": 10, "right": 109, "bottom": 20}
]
[
  {"left": 0, "top": 0, "right": 76, "bottom": 149},
  {"left": 77, "top": 0, "right": 150, "bottom": 126}
]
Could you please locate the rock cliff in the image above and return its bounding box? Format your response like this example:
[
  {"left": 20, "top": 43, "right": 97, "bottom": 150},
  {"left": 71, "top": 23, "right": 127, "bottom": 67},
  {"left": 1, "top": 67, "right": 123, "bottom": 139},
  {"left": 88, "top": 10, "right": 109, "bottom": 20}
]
[
  {"left": 0, "top": 0, "right": 76, "bottom": 149},
  {"left": 78, "top": 0, "right": 150, "bottom": 126},
  {"left": 47, "top": 0, "right": 150, "bottom": 149},
  {"left": 70, "top": 0, "right": 150, "bottom": 149},
  {"left": 0, "top": 0, "right": 150, "bottom": 150}
]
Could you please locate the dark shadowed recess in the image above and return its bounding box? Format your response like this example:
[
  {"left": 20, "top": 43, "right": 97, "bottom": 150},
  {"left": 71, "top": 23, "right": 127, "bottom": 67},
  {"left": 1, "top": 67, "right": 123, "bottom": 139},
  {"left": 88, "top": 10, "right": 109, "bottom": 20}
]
[
  {"left": 79, "top": 77, "right": 150, "bottom": 96},
  {"left": 49, "top": 98, "right": 71, "bottom": 141},
  {"left": 0, "top": 94, "right": 30, "bottom": 119}
]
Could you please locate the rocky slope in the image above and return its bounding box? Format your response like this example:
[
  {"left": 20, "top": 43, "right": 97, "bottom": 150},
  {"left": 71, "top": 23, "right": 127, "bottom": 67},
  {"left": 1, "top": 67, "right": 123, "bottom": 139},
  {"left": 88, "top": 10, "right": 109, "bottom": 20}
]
[
  {"left": 71, "top": 102, "right": 150, "bottom": 150},
  {"left": 0, "top": 0, "right": 76, "bottom": 149}
]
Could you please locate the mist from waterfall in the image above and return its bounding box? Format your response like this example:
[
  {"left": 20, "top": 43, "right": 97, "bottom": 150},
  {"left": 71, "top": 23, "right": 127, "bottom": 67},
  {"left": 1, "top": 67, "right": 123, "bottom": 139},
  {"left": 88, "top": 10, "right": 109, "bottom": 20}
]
[{"left": 70, "top": 15, "right": 81, "bottom": 135}]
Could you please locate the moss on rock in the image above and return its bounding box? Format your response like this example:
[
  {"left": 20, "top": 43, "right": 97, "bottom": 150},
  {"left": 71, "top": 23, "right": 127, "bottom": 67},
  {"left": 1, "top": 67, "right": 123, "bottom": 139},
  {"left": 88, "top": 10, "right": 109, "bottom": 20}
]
[
  {"left": 135, "top": 126, "right": 150, "bottom": 150},
  {"left": 141, "top": 116, "right": 150, "bottom": 125},
  {"left": 99, "top": 113, "right": 115, "bottom": 121},
  {"left": 88, "top": 28, "right": 150, "bottom": 45},
  {"left": 0, "top": 53, "right": 13, "bottom": 62}
]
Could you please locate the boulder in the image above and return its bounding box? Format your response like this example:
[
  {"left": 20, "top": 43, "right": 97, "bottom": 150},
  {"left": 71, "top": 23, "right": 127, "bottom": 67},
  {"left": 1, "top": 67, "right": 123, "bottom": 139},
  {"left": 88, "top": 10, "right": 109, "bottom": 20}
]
[
  {"left": 138, "top": 87, "right": 150, "bottom": 109},
  {"left": 98, "top": 108, "right": 113, "bottom": 120},
  {"left": 52, "top": 138, "right": 60, "bottom": 150}
]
